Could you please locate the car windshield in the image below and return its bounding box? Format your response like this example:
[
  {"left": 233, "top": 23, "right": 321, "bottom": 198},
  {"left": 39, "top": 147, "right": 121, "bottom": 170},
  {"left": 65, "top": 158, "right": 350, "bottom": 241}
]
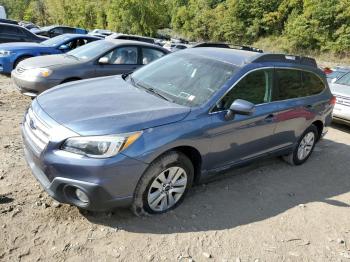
[
  {"left": 67, "top": 40, "right": 113, "bottom": 60},
  {"left": 328, "top": 70, "right": 348, "bottom": 80},
  {"left": 41, "top": 35, "right": 72, "bottom": 47},
  {"left": 335, "top": 72, "right": 350, "bottom": 86},
  {"left": 131, "top": 52, "right": 238, "bottom": 107}
]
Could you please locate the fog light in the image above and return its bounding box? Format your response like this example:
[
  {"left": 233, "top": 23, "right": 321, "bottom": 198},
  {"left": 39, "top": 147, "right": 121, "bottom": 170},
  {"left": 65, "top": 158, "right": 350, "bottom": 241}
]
[{"left": 75, "top": 188, "right": 89, "bottom": 204}]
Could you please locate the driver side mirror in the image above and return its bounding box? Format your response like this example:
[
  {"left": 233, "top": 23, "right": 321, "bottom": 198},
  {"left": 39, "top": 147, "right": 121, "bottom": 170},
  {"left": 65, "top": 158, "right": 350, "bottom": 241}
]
[
  {"left": 58, "top": 44, "right": 69, "bottom": 51},
  {"left": 225, "top": 99, "right": 255, "bottom": 120},
  {"left": 98, "top": 57, "right": 109, "bottom": 64},
  {"left": 331, "top": 78, "right": 337, "bottom": 84}
]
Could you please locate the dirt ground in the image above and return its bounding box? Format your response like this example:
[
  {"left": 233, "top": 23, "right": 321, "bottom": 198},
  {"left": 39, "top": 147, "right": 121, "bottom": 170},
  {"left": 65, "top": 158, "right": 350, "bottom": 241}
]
[{"left": 0, "top": 74, "right": 350, "bottom": 262}]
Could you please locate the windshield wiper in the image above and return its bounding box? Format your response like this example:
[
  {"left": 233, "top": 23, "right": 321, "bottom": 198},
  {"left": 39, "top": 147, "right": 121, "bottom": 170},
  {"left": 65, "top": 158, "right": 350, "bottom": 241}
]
[{"left": 133, "top": 80, "right": 173, "bottom": 102}]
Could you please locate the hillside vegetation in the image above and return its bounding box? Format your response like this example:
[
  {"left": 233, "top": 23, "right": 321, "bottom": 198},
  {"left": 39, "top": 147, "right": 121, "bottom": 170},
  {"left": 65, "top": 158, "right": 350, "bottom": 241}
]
[{"left": 2, "top": 0, "right": 350, "bottom": 60}]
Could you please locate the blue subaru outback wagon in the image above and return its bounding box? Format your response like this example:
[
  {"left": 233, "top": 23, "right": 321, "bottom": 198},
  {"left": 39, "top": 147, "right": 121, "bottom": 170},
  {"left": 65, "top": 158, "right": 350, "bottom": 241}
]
[{"left": 21, "top": 48, "right": 335, "bottom": 215}]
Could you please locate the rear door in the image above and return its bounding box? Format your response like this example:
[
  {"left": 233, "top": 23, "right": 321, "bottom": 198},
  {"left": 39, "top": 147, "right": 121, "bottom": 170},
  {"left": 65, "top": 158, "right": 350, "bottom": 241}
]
[
  {"left": 269, "top": 68, "right": 327, "bottom": 150},
  {"left": 93, "top": 45, "right": 140, "bottom": 77}
]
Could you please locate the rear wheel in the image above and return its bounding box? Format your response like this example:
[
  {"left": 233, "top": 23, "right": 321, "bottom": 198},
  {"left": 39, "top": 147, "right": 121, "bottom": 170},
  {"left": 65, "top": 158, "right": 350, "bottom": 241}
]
[
  {"left": 283, "top": 125, "right": 318, "bottom": 165},
  {"left": 132, "top": 151, "right": 194, "bottom": 216}
]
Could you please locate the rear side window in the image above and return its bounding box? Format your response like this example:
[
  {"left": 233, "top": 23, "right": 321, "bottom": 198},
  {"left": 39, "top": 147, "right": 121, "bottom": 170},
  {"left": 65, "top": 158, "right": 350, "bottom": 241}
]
[
  {"left": 1, "top": 25, "right": 23, "bottom": 35},
  {"left": 142, "top": 48, "right": 166, "bottom": 65},
  {"left": 217, "top": 69, "right": 273, "bottom": 110},
  {"left": 301, "top": 71, "right": 325, "bottom": 95},
  {"left": 273, "top": 69, "right": 325, "bottom": 101},
  {"left": 273, "top": 69, "right": 302, "bottom": 101}
]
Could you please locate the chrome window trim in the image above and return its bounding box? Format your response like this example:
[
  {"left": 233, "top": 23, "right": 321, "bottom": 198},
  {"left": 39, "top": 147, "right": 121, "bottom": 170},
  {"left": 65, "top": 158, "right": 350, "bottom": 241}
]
[{"left": 209, "top": 66, "right": 327, "bottom": 114}]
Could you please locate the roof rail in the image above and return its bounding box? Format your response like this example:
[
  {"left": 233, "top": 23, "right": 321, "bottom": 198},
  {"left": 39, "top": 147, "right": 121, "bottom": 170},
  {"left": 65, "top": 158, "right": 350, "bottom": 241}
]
[
  {"left": 192, "top": 42, "right": 263, "bottom": 53},
  {"left": 252, "top": 54, "right": 317, "bottom": 67}
]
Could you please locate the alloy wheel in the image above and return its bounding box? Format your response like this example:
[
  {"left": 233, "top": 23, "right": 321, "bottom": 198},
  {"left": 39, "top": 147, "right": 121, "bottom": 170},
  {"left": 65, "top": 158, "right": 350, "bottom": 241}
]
[
  {"left": 297, "top": 132, "right": 315, "bottom": 161},
  {"left": 147, "top": 166, "right": 188, "bottom": 212}
]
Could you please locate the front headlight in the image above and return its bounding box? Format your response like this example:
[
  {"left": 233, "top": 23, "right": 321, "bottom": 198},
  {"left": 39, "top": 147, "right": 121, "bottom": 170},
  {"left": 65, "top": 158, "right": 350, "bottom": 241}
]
[
  {"left": 0, "top": 50, "right": 13, "bottom": 57},
  {"left": 22, "top": 68, "right": 52, "bottom": 78},
  {"left": 61, "top": 132, "right": 142, "bottom": 158}
]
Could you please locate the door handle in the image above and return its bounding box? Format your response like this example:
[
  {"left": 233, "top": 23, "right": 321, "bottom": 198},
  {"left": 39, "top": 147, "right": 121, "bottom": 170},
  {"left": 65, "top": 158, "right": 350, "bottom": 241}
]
[
  {"left": 305, "top": 104, "right": 313, "bottom": 109},
  {"left": 264, "top": 114, "right": 275, "bottom": 122}
]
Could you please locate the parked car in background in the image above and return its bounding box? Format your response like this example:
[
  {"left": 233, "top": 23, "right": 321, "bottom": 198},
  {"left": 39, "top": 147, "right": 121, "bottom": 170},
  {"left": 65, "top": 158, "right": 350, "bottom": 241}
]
[
  {"left": 163, "top": 42, "right": 189, "bottom": 52},
  {"left": 107, "top": 33, "right": 156, "bottom": 44},
  {"left": 0, "top": 18, "right": 18, "bottom": 25},
  {"left": 0, "top": 23, "right": 47, "bottom": 44},
  {"left": 19, "top": 21, "right": 40, "bottom": 30},
  {"left": 32, "top": 25, "right": 88, "bottom": 38},
  {"left": 0, "top": 34, "right": 100, "bottom": 74},
  {"left": 12, "top": 39, "right": 169, "bottom": 97},
  {"left": 326, "top": 67, "right": 350, "bottom": 83},
  {"left": 0, "top": 6, "right": 6, "bottom": 19},
  {"left": 21, "top": 49, "right": 334, "bottom": 214},
  {"left": 330, "top": 72, "right": 350, "bottom": 125},
  {"left": 89, "top": 29, "right": 113, "bottom": 38}
]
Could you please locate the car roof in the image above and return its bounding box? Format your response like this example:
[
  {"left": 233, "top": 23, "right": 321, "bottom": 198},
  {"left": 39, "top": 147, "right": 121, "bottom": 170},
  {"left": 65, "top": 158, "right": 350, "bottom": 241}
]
[
  {"left": 182, "top": 47, "right": 262, "bottom": 66},
  {"left": 58, "top": 33, "right": 100, "bottom": 39},
  {"left": 0, "top": 22, "right": 21, "bottom": 28},
  {"left": 183, "top": 47, "right": 319, "bottom": 71},
  {"left": 105, "top": 38, "right": 169, "bottom": 50}
]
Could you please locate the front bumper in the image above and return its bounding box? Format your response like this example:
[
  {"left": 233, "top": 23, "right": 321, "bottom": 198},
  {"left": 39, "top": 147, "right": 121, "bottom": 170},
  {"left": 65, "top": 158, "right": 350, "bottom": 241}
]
[
  {"left": 21, "top": 106, "right": 149, "bottom": 211},
  {"left": 0, "top": 57, "right": 14, "bottom": 74},
  {"left": 11, "top": 70, "right": 61, "bottom": 96}
]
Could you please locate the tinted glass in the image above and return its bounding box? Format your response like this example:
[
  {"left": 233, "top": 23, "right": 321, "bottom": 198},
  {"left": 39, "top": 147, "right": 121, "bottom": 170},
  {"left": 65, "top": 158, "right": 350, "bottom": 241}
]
[
  {"left": 142, "top": 48, "right": 165, "bottom": 65},
  {"left": 273, "top": 69, "right": 302, "bottom": 101},
  {"left": 217, "top": 69, "right": 273, "bottom": 110},
  {"left": 102, "top": 46, "right": 138, "bottom": 64},
  {"left": 1, "top": 25, "right": 23, "bottom": 35},
  {"left": 335, "top": 72, "right": 350, "bottom": 86},
  {"left": 131, "top": 52, "right": 237, "bottom": 107},
  {"left": 63, "top": 27, "right": 75, "bottom": 34},
  {"left": 302, "top": 71, "right": 325, "bottom": 95},
  {"left": 68, "top": 40, "right": 114, "bottom": 60}
]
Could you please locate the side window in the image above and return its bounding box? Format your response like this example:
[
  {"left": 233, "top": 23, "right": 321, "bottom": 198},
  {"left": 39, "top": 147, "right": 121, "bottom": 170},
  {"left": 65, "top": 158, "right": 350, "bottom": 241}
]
[
  {"left": 63, "top": 27, "right": 75, "bottom": 34},
  {"left": 66, "top": 38, "right": 88, "bottom": 50},
  {"left": 302, "top": 71, "right": 325, "bottom": 95},
  {"left": 217, "top": 69, "right": 273, "bottom": 110},
  {"left": 101, "top": 46, "right": 138, "bottom": 65},
  {"left": 51, "top": 27, "right": 64, "bottom": 35},
  {"left": 335, "top": 72, "right": 350, "bottom": 86},
  {"left": 273, "top": 69, "right": 302, "bottom": 101},
  {"left": 2, "top": 26, "right": 24, "bottom": 36},
  {"left": 142, "top": 48, "right": 166, "bottom": 65}
]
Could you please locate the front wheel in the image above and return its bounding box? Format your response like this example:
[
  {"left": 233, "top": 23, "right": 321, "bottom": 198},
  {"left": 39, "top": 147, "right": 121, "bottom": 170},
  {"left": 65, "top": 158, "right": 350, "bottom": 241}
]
[
  {"left": 132, "top": 151, "right": 194, "bottom": 216},
  {"left": 283, "top": 125, "right": 318, "bottom": 165}
]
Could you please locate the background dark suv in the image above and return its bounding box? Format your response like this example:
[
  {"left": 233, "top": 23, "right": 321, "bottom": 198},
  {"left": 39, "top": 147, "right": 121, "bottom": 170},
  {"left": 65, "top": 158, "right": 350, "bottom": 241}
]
[{"left": 0, "top": 23, "right": 47, "bottom": 43}]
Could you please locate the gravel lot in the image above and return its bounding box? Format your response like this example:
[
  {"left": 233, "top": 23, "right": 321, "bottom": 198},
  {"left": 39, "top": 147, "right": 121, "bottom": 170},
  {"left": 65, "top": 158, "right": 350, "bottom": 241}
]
[{"left": 0, "top": 74, "right": 350, "bottom": 262}]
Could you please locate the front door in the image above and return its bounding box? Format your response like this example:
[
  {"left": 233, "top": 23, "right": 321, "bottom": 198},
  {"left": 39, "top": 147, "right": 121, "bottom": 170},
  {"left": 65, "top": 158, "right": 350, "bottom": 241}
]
[
  {"left": 94, "top": 46, "right": 140, "bottom": 77},
  {"left": 207, "top": 69, "right": 278, "bottom": 170}
]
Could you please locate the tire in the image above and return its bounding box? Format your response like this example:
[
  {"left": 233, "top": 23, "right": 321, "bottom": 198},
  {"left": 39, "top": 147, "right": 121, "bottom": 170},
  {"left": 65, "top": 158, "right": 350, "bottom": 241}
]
[
  {"left": 14, "top": 56, "right": 32, "bottom": 69},
  {"left": 283, "top": 125, "right": 318, "bottom": 165},
  {"left": 131, "top": 151, "right": 194, "bottom": 216}
]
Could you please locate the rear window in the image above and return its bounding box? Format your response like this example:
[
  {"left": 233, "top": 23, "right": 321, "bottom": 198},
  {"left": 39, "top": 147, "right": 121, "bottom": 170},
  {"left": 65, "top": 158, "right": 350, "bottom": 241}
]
[{"left": 273, "top": 69, "right": 325, "bottom": 101}]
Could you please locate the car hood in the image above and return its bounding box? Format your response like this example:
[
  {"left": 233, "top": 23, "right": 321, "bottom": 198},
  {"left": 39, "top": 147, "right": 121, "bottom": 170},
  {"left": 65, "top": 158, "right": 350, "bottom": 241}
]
[
  {"left": 0, "top": 42, "right": 46, "bottom": 51},
  {"left": 36, "top": 76, "right": 191, "bottom": 135},
  {"left": 330, "top": 83, "right": 350, "bottom": 97},
  {"left": 18, "top": 54, "right": 79, "bottom": 69}
]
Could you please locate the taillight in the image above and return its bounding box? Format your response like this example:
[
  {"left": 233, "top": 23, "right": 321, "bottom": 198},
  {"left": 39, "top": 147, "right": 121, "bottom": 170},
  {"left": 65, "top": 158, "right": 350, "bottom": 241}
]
[{"left": 329, "top": 96, "right": 336, "bottom": 105}]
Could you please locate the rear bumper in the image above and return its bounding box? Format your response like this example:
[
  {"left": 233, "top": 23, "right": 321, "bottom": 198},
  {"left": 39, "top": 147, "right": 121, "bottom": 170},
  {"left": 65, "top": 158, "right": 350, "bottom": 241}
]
[
  {"left": 11, "top": 70, "right": 61, "bottom": 96},
  {"left": 333, "top": 103, "right": 350, "bottom": 125}
]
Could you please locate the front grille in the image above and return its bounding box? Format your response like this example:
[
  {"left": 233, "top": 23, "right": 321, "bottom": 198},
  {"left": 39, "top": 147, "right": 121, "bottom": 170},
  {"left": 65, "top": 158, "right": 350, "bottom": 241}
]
[
  {"left": 16, "top": 67, "right": 25, "bottom": 74},
  {"left": 23, "top": 108, "right": 51, "bottom": 153},
  {"left": 335, "top": 95, "right": 350, "bottom": 107}
]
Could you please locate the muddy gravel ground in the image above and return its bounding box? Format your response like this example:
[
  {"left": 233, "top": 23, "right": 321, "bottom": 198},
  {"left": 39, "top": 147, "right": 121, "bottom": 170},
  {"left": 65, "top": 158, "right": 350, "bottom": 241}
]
[{"left": 0, "top": 74, "right": 350, "bottom": 262}]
